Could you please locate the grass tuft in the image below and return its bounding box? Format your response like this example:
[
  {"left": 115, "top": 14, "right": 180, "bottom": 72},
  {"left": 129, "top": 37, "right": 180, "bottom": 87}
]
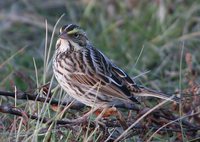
[{"left": 0, "top": 0, "right": 200, "bottom": 141}]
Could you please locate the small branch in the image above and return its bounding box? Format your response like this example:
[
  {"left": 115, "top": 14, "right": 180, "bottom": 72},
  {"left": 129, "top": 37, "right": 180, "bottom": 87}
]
[
  {"left": 0, "top": 91, "right": 85, "bottom": 109},
  {"left": 1, "top": 90, "right": 200, "bottom": 138},
  {"left": 0, "top": 91, "right": 140, "bottom": 111},
  {"left": 0, "top": 104, "right": 88, "bottom": 125},
  {"left": 1, "top": 104, "right": 200, "bottom": 133}
]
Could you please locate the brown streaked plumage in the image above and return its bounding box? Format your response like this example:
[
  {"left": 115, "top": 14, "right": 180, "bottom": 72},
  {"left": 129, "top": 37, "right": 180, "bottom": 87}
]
[{"left": 53, "top": 24, "right": 178, "bottom": 108}]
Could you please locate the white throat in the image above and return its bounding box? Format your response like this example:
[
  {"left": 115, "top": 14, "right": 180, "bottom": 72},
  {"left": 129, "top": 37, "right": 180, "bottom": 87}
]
[
  {"left": 56, "top": 38, "right": 83, "bottom": 54},
  {"left": 56, "top": 39, "right": 70, "bottom": 53}
]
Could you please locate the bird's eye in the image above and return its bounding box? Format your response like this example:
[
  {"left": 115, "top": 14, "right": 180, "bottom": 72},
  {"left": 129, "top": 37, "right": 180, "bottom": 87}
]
[{"left": 73, "top": 33, "right": 79, "bottom": 38}]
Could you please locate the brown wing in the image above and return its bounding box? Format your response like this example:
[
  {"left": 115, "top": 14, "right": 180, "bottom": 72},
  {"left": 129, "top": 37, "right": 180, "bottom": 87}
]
[
  {"left": 68, "top": 46, "right": 140, "bottom": 103},
  {"left": 69, "top": 73, "right": 132, "bottom": 101}
]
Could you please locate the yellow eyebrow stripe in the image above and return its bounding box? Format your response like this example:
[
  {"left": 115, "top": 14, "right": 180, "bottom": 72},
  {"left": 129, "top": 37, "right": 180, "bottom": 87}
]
[{"left": 67, "top": 28, "right": 79, "bottom": 34}]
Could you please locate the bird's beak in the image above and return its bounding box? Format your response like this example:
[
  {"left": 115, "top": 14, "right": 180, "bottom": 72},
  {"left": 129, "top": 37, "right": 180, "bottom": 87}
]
[{"left": 59, "top": 32, "right": 68, "bottom": 39}]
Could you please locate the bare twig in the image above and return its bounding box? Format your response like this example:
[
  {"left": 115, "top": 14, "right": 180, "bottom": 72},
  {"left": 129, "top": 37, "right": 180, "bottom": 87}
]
[
  {"left": 0, "top": 104, "right": 89, "bottom": 125},
  {"left": 0, "top": 90, "right": 140, "bottom": 111},
  {"left": 1, "top": 104, "right": 200, "bottom": 134},
  {"left": 0, "top": 90, "right": 85, "bottom": 110}
]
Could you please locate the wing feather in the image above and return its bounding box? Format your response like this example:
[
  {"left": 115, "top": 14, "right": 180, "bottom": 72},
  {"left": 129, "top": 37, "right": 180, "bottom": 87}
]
[
  {"left": 70, "top": 46, "right": 140, "bottom": 103},
  {"left": 69, "top": 73, "right": 131, "bottom": 101}
]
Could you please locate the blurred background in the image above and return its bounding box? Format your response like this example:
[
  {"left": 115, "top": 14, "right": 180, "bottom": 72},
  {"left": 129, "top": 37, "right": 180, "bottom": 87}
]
[
  {"left": 0, "top": 0, "right": 200, "bottom": 97},
  {"left": 0, "top": 0, "right": 200, "bottom": 141}
]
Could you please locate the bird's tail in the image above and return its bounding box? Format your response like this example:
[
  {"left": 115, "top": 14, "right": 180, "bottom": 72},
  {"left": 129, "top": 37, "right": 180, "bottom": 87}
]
[{"left": 136, "top": 86, "right": 179, "bottom": 103}]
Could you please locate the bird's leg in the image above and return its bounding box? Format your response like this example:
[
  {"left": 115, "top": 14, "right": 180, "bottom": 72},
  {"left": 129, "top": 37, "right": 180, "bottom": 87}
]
[
  {"left": 94, "top": 107, "right": 128, "bottom": 130},
  {"left": 95, "top": 107, "right": 108, "bottom": 121},
  {"left": 115, "top": 109, "right": 128, "bottom": 130},
  {"left": 71, "top": 106, "right": 128, "bottom": 130},
  {"left": 71, "top": 106, "right": 99, "bottom": 124}
]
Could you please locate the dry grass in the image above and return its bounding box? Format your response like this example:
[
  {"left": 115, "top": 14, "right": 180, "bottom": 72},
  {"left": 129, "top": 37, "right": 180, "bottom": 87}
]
[{"left": 0, "top": 0, "right": 200, "bottom": 141}]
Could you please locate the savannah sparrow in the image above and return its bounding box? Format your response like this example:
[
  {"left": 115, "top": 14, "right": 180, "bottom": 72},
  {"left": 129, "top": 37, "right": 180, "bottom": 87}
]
[{"left": 53, "top": 24, "right": 176, "bottom": 109}]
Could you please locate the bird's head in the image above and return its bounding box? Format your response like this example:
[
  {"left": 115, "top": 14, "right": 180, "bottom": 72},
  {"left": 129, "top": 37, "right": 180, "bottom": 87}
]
[{"left": 56, "top": 24, "right": 89, "bottom": 53}]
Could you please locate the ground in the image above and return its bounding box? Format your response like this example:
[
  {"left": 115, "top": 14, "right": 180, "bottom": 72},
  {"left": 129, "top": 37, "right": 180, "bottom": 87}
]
[{"left": 0, "top": 0, "right": 200, "bottom": 141}]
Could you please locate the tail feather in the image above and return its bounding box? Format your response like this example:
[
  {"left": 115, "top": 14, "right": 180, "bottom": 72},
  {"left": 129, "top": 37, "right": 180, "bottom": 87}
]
[{"left": 136, "top": 86, "right": 180, "bottom": 103}]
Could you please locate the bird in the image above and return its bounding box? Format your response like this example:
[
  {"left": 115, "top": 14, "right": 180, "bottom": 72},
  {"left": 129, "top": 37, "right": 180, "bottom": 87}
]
[{"left": 53, "top": 24, "right": 178, "bottom": 110}]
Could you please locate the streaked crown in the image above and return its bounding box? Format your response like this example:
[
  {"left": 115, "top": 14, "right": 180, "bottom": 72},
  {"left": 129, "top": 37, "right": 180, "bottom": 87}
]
[
  {"left": 59, "top": 24, "right": 80, "bottom": 34},
  {"left": 59, "top": 24, "right": 88, "bottom": 46}
]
